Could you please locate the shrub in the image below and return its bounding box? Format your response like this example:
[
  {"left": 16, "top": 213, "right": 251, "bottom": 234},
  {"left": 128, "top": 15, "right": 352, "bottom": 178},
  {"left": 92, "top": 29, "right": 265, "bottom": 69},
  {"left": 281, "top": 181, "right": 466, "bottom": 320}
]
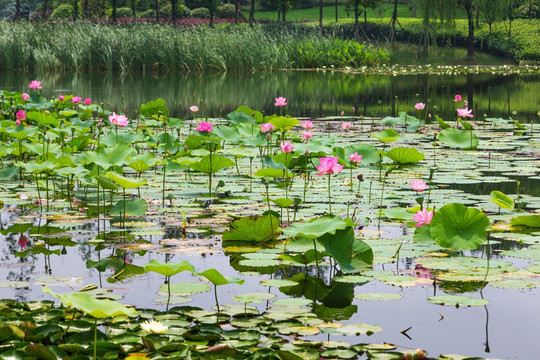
[
  {"left": 191, "top": 7, "right": 210, "bottom": 18},
  {"left": 216, "top": 4, "right": 235, "bottom": 19},
  {"left": 50, "top": 4, "right": 73, "bottom": 20},
  {"left": 177, "top": 5, "right": 191, "bottom": 18},
  {"left": 106, "top": 7, "right": 134, "bottom": 18}
]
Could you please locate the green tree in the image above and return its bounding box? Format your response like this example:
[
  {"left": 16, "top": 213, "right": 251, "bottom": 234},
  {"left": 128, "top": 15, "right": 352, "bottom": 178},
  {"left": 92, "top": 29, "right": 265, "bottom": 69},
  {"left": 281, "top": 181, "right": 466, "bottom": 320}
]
[
  {"left": 479, "top": 0, "right": 501, "bottom": 33},
  {"left": 458, "top": 0, "right": 476, "bottom": 57},
  {"left": 202, "top": 0, "right": 220, "bottom": 27},
  {"left": 345, "top": 0, "right": 378, "bottom": 41}
]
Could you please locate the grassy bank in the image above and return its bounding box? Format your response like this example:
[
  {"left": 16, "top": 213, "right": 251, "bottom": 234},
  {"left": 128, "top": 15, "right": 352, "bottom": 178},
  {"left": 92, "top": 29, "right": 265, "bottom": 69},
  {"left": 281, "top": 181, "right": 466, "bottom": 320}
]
[
  {"left": 0, "top": 22, "right": 389, "bottom": 71},
  {"left": 275, "top": 18, "right": 539, "bottom": 65}
]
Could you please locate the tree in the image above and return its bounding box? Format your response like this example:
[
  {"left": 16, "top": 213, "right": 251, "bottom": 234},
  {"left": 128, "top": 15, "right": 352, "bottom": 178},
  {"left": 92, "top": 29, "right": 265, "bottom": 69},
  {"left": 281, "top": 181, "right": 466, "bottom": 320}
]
[
  {"left": 249, "top": 0, "right": 255, "bottom": 27},
  {"left": 501, "top": 0, "right": 521, "bottom": 38},
  {"left": 268, "top": 0, "right": 298, "bottom": 24},
  {"left": 73, "top": 0, "right": 79, "bottom": 19},
  {"left": 202, "top": 0, "right": 220, "bottom": 27},
  {"left": 479, "top": 0, "right": 501, "bottom": 33},
  {"left": 14, "top": 0, "right": 20, "bottom": 20},
  {"left": 389, "top": 0, "right": 398, "bottom": 48},
  {"left": 130, "top": 0, "right": 137, "bottom": 21},
  {"left": 458, "top": 0, "right": 475, "bottom": 57},
  {"left": 171, "top": 0, "right": 177, "bottom": 22},
  {"left": 111, "top": 0, "right": 117, "bottom": 22}
]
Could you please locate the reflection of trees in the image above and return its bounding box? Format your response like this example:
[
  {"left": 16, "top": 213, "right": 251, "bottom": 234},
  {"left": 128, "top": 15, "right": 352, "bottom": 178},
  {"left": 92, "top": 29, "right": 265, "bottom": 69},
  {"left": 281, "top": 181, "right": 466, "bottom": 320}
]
[{"left": 1, "top": 71, "right": 538, "bottom": 122}]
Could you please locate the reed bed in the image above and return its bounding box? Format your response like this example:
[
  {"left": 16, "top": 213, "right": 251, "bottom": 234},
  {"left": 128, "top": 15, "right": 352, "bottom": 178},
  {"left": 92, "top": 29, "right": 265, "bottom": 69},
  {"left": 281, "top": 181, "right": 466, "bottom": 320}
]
[{"left": 0, "top": 22, "right": 389, "bottom": 71}]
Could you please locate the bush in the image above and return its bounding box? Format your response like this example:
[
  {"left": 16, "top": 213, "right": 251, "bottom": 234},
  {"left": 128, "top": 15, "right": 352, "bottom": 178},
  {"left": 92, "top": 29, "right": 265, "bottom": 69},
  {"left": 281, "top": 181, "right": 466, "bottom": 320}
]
[
  {"left": 106, "top": 7, "right": 134, "bottom": 18},
  {"left": 50, "top": 4, "right": 73, "bottom": 20},
  {"left": 216, "top": 3, "right": 235, "bottom": 19},
  {"left": 191, "top": 7, "right": 210, "bottom": 18},
  {"left": 177, "top": 5, "right": 191, "bottom": 18}
]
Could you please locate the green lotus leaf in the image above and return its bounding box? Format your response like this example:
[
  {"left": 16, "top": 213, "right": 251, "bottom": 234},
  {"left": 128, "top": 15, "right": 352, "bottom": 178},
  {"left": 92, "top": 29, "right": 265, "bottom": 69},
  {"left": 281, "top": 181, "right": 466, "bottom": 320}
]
[
  {"left": 160, "top": 282, "right": 211, "bottom": 295},
  {"left": 318, "top": 227, "right": 373, "bottom": 272},
  {"left": 354, "top": 293, "right": 402, "bottom": 301},
  {"left": 106, "top": 172, "right": 147, "bottom": 189},
  {"left": 427, "top": 295, "right": 489, "bottom": 307},
  {"left": 222, "top": 215, "right": 280, "bottom": 244},
  {"left": 190, "top": 154, "right": 234, "bottom": 174},
  {"left": 282, "top": 215, "right": 351, "bottom": 239},
  {"left": 430, "top": 203, "right": 490, "bottom": 250},
  {"left": 269, "top": 116, "right": 299, "bottom": 133},
  {"left": 127, "top": 153, "right": 159, "bottom": 172},
  {"left": 143, "top": 259, "right": 195, "bottom": 277},
  {"left": 227, "top": 111, "right": 256, "bottom": 125},
  {"left": 26, "top": 111, "right": 59, "bottom": 127},
  {"left": 254, "top": 168, "right": 290, "bottom": 178},
  {"left": 197, "top": 268, "right": 244, "bottom": 286},
  {"left": 510, "top": 214, "right": 540, "bottom": 228},
  {"left": 0, "top": 165, "right": 19, "bottom": 180},
  {"left": 42, "top": 287, "right": 136, "bottom": 318},
  {"left": 85, "top": 142, "right": 134, "bottom": 170},
  {"left": 371, "top": 129, "right": 400, "bottom": 143},
  {"left": 213, "top": 125, "right": 241, "bottom": 144},
  {"left": 110, "top": 199, "right": 148, "bottom": 217},
  {"left": 233, "top": 292, "right": 275, "bottom": 304},
  {"left": 439, "top": 128, "right": 478, "bottom": 150},
  {"left": 384, "top": 147, "right": 424, "bottom": 164},
  {"left": 490, "top": 190, "right": 515, "bottom": 210},
  {"left": 139, "top": 98, "right": 169, "bottom": 117},
  {"left": 94, "top": 175, "right": 118, "bottom": 190},
  {"left": 270, "top": 198, "right": 294, "bottom": 208}
]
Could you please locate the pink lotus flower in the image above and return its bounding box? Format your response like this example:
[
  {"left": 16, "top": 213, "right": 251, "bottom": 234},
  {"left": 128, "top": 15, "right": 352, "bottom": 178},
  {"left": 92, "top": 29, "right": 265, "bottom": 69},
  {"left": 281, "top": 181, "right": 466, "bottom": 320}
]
[
  {"left": 189, "top": 105, "right": 199, "bottom": 112},
  {"left": 108, "top": 112, "right": 130, "bottom": 127},
  {"left": 415, "top": 103, "right": 425, "bottom": 110},
  {"left": 28, "top": 80, "right": 42, "bottom": 89},
  {"left": 341, "top": 122, "right": 351, "bottom": 131},
  {"left": 302, "top": 131, "right": 312, "bottom": 142},
  {"left": 302, "top": 120, "right": 314, "bottom": 130},
  {"left": 463, "top": 100, "right": 468, "bottom": 107},
  {"left": 274, "top": 97, "right": 287, "bottom": 107},
  {"left": 413, "top": 208, "right": 433, "bottom": 228},
  {"left": 260, "top": 123, "right": 275, "bottom": 133},
  {"left": 316, "top": 156, "right": 344, "bottom": 176},
  {"left": 84, "top": 98, "right": 91, "bottom": 105},
  {"left": 352, "top": 106, "right": 355, "bottom": 112},
  {"left": 349, "top": 152, "right": 362, "bottom": 165},
  {"left": 15, "top": 119, "right": 21, "bottom": 126},
  {"left": 197, "top": 121, "right": 212, "bottom": 133},
  {"left": 457, "top": 107, "right": 473, "bottom": 118},
  {"left": 58, "top": 95, "right": 65, "bottom": 101},
  {"left": 340, "top": 110, "right": 344, "bottom": 116},
  {"left": 454, "top": 94, "right": 462, "bottom": 102},
  {"left": 280, "top": 142, "right": 294, "bottom": 153},
  {"left": 71, "top": 96, "right": 81, "bottom": 104},
  {"left": 409, "top": 179, "right": 428, "bottom": 192},
  {"left": 21, "top": 93, "right": 29, "bottom": 101},
  {"left": 16, "top": 110, "right": 26, "bottom": 122},
  {"left": 18, "top": 236, "right": 28, "bottom": 248}
]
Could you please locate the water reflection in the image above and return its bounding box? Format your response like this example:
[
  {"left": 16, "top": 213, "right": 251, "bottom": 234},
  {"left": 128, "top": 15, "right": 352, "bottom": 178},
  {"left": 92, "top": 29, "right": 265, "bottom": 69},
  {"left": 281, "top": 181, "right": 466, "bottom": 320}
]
[{"left": 1, "top": 70, "right": 538, "bottom": 122}]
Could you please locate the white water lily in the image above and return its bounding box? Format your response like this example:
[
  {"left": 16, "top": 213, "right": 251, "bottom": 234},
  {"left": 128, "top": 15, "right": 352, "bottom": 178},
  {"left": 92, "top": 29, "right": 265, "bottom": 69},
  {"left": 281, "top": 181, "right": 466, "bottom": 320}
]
[{"left": 140, "top": 320, "right": 168, "bottom": 334}]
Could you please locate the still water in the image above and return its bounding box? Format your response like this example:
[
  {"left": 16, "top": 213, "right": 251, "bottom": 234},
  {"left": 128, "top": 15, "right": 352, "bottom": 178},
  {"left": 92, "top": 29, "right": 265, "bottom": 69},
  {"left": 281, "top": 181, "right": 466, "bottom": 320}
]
[{"left": 1, "top": 70, "right": 539, "bottom": 122}]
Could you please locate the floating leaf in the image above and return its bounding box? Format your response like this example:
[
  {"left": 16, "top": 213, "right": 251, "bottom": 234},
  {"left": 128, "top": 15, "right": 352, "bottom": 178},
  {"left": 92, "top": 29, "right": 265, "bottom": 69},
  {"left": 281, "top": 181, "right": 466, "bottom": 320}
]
[
  {"left": 427, "top": 295, "right": 489, "bottom": 307},
  {"left": 282, "top": 215, "right": 351, "bottom": 239},
  {"left": 222, "top": 215, "right": 280, "bottom": 244},
  {"left": 430, "top": 203, "right": 490, "bottom": 250},
  {"left": 318, "top": 228, "right": 373, "bottom": 273},
  {"left": 190, "top": 154, "right": 234, "bottom": 174},
  {"left": 197, "top": 268, "right": 244, "bottom": 286},
  {"left": 143, "top": 260, "right": 195, "bottom": 277},
  {"left": 511, "top": 214, "right": 540, "bottom": 228},
  {"left": 354, "top": 293, "right": 402, "bottom": 301},
  {"left": 160, "top": 283, "right": 211, "bottom": 295},
  {"left": 110, "top": 199, "right": 148, "bottom": 217},
  {"left": 371, "top": 129, "right": 400, "bottom": 143}
]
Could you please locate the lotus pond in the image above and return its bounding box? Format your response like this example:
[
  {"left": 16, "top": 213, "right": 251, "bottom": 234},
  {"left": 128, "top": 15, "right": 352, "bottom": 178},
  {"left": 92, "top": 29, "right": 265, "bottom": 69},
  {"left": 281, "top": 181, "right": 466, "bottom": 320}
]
[{"left": 0, "top": 76, "right": 539, "bottom": 360}]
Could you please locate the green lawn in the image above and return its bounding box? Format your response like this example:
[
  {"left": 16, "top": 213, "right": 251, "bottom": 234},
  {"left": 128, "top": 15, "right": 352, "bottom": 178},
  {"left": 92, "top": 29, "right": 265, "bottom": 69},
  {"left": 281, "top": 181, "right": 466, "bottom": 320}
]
[{"left": 248, "top": 3, "right": 468, "bottom": 22}]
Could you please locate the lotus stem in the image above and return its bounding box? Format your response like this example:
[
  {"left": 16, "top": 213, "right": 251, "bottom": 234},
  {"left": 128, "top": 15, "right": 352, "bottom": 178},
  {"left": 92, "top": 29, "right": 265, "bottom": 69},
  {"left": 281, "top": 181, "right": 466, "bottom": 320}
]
[
  {"left": 162, "top": 162, "right": 167, "bottom": 208},
  {"left": 327, "top": 174, "right": 332, "bottom": 214},
  {"left": 166, "top": 276, "right": 171, "bottom": 311},
  {"left": 214, "top": 285, "right": 220, "bottom": 320},
  {"left": 378, "top": 172, "right": 387, "bottom": 230},
  {"left": 313, "top": 238, "right": 320, "bottom": 277},
  {"left": 94, "top": 318, "right": 97, "bottom": 360}
]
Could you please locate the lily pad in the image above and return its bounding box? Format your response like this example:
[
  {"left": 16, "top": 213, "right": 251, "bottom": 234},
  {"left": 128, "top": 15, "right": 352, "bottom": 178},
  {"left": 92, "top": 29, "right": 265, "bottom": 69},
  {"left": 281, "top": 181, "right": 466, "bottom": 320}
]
[{"left": 427, "top": 295, "right": 489, "bottom": 307}]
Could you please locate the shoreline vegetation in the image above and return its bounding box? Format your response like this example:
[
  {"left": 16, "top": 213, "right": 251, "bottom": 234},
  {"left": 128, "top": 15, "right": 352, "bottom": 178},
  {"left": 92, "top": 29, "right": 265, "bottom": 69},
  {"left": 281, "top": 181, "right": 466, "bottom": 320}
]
[{"left": 0, "top": 22, "right": 390, "bottom": 71}]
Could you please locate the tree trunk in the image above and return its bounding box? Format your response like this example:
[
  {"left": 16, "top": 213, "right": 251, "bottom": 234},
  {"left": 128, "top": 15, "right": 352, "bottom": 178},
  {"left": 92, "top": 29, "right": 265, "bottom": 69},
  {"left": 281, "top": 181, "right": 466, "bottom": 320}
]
[
  {"left": 282, "top": 8, "right": 286, "bottom": 23},
  {"left": 354, "top": 3, "right": 359, "bottom": 42},
  {"left": 334, "top": 0, "right": 337, "bottom": 23},
  {"left": 171, "top": 0, "right": 177, "bottom": 22},
  {"left": 210, "top": 10, "right": 215, "bottom": 28},
  {"left": 390, "top": 0, "right": 398, "bottom": 49},
  {"left": 15, "top": 0, "right": 20, "bottom": 20},
  {"left": 155, "top": 0, "right": 159, "bottom": 22},
  {"left": 508, "top": 19, "right": 512, "bottom": 39},
  {"left": 44, "top": 0, "right": 50, "bottom": 19},
  {"left": 112, "top": 0, "right": 117, "bottom": 22},
  {"left": 466, "top": 5, "right": 474, "bottom": 57},
  {"left": 73, "top": 0, "right": 78, "bottom": 19},
  {"left": 475, "top": 4, "right": 479, "bottom": 27},
  {"left": 319, "top": 0, "right": 323, "bottom": 34},
  {"left": 489, "top": 22, "right": 492, "bottom": 34},
  {"left": 235, "top": 0, "right": 239, "bottom": 24},
  {"left": 277, "top": 9, "right": 280, "bottom": 22},
  {"left": 363, "top": 6, "right": 366, "bottom": 24},
  {"left": 131, "top": 0, "right": 136, "bottom": 21},
  {"left": 249, "top": 0, "right": 255, "bottom": 27}
]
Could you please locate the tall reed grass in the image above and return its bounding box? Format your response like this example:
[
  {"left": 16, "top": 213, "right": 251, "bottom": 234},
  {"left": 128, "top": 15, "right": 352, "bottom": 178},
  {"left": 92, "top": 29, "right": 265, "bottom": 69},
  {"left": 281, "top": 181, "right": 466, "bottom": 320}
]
[{"left": 0, "top": 22, "right": 389, "bottom": 71}]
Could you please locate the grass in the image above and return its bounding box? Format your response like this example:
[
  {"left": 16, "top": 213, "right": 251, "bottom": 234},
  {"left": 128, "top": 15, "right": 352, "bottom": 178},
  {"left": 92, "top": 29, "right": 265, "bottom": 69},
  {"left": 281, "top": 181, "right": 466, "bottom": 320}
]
[
  {"left": 0, "top": 22, "right": 389, "bottom": 71},
  {"left": 249, "top": 4, "right": 469, "bottom": 22}
]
